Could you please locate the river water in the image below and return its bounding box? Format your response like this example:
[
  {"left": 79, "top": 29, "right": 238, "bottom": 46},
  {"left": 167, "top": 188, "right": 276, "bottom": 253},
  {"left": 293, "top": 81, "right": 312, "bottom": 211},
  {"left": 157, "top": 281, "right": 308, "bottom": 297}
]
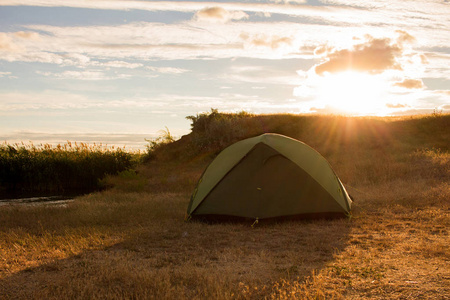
[{"left": 0, "top": 195, "right": 75, "bottom": 207}]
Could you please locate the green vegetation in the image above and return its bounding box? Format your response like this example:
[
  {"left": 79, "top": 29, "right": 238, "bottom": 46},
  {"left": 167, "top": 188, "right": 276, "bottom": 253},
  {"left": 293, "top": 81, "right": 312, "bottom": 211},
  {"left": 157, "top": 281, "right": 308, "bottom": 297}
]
[
  {"left": 144, "top": 126, "right": 175, "bottom": 162},
  {"left": 0, "top": 112, "right": 449, "bottom": 299},
  {"left": 0, "top": 142, "right": 139, "bottom": 195}
]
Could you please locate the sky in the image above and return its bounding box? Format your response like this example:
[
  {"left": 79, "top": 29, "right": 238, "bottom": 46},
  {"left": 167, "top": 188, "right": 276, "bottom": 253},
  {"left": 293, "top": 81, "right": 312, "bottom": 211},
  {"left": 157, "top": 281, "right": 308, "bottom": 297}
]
[{"left": 1, "top": 0, "right": 449, "bottom": 149}]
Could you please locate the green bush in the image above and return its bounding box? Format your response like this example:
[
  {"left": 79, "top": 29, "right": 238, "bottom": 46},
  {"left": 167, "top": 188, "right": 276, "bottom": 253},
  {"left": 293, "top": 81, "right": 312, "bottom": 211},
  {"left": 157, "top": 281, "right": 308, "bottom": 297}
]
[{"left": 186, "top": 108, "right": 255, "bottom": 151}]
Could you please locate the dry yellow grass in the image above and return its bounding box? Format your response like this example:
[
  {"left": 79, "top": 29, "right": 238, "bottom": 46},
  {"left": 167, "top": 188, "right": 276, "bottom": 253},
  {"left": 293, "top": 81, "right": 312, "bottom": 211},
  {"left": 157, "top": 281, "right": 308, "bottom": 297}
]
[{"left": 0, "top": 114, "right": 449, "bottom": 299}]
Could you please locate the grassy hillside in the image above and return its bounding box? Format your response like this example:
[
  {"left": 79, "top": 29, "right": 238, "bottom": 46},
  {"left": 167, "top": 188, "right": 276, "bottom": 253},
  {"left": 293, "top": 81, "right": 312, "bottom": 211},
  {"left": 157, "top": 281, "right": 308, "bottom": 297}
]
[{"left": 0, "top": 113, "right": 449, "bottom": 299}]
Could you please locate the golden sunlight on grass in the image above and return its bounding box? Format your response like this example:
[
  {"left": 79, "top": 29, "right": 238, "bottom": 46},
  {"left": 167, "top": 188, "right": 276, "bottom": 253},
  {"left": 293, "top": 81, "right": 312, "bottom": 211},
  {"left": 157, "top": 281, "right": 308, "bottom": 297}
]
[{"left": 0, "top": 114, "right": 449, "bottom": 299}]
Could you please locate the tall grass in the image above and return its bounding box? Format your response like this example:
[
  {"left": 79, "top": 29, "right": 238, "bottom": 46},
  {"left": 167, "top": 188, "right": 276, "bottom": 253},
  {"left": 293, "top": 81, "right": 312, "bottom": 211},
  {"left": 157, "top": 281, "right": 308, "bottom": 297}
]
[
  {"left": 143, "top": 127, "right": 176, "bottom": 162},
  {"left": 0, "top": 142, "right": 139, "bottom": 195}
]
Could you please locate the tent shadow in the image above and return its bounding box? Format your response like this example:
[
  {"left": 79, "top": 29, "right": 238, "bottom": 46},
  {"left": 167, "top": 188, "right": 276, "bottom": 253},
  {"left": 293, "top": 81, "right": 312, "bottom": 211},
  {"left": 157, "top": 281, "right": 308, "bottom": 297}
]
[
  {"left": 192, "top": 217, "right": 353, "bottom": 283},
  {"left": 0, "top": 216, "right": 351, "bottom": 298}
]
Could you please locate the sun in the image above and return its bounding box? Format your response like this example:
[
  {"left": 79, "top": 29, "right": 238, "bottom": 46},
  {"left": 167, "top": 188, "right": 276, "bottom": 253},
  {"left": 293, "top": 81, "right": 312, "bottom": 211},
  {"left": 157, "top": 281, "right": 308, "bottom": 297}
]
[{"left": 315, "top": 72, "right": 389, "bottom": 115}]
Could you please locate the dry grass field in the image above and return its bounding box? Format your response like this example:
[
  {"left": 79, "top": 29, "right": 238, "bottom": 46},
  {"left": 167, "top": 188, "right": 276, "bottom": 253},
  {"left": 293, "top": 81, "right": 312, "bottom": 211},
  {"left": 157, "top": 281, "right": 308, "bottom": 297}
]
[{"left": 0, "top": 114, "right": 449, "bottom": 299}]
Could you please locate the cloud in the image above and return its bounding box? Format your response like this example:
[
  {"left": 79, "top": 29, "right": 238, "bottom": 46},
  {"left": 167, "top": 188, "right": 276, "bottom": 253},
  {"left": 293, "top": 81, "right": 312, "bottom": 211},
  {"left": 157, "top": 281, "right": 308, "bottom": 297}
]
[
  {"left": 0, "top": 1, "right": 345, "bottom": 21},
  {"left": 393, "top": 78, "right": 424, "bottom": 89},
  {"left": 1, "top": 13, "right": 445, "bottom": 63},
  {"left": 12, "top": 21, "right": 309, "bottom": 62},
  {"left": 102, "top": 61, "right": 143, "bottom": 69},
  {"left": 313, "top": 45, "right": 333, "bottom": 57},
  {"left": 223, "top": 65, "right": 302, "bottom": 86},
  {"left": 240, "top": 33, "right": 293, "bottom": 50},
  {"left": 314, "top": 35, "right": 409, "bottom": 75},
  {"left": 386, "top": 103, "right": 408, "bottom": 108},
  {"left": 0, "top": 31, "right": 41, "bottom": 52},
  {"left": 147, "top": 67, "right": 190, "bottom": 74},
  {"left": 0, "top": 72, "right": 12, "bottom": 77},
  {"left": 395, "top": 30, "right": 416, "bottom": 45},
  {"left": 268, "top": 0, "right": 306, "bottom": 3},
  {"left": 0, "top": 33, "right": 20, "bottom": 51},
  {"left": 36, "top": 70, "right": 131, "bottom": 80},
  {"left": 0, "top": 90, "right": 100, "bottom": 111},
  {"left": 419, "top": 54, "right": 429, "bottom": 64},
  {"left": 436, "top": 90, "right": 450, "bottom": 96},
  {"left": 14, "top": 31, "right": 40, "bottom": 40},
  {"left": 0, "top": 91, "right": 182, "bottom": 112},
  {"left": 194, "top": 7, "right": 248, "bottom": 23},
  {"left": 1, "top": 0, "right": 449, "bottom": 34}
]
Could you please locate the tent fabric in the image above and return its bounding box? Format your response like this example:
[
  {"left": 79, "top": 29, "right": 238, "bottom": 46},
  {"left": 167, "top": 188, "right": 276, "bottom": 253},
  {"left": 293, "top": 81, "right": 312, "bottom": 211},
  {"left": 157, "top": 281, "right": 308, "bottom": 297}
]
[{"left": 187, "top": 133, "right": 352, "bottom": 220}]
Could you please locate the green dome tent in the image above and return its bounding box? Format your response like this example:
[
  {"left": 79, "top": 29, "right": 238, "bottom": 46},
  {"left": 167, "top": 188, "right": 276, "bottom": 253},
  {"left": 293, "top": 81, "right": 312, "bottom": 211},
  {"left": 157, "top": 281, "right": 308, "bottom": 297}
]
[{"left": 187, "top": 133, "right": 352, "bottom": 221}]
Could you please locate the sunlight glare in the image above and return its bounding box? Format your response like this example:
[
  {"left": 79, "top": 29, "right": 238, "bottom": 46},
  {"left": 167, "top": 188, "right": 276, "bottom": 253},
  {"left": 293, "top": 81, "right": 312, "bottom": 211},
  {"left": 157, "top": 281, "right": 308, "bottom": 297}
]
[{"left": 316, "top": 72, "right": 389, "bottom": 115}]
